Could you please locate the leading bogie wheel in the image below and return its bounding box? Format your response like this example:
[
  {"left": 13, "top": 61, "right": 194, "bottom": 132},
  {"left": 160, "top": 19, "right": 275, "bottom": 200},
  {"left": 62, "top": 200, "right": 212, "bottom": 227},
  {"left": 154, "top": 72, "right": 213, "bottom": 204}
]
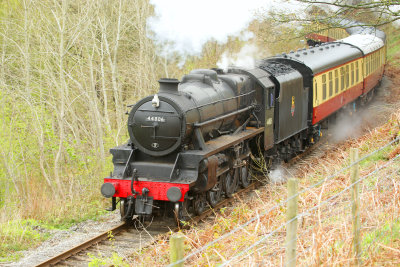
[
  {"left": 240, "top": 161, "right": 251, "bottom": 188},
  {"left": 206, "top": 180, "right": 222, "bottom": 207},
  {"left": 120, "top": 198, "right": 130, "bottom": 221},
  {"left": 174, "top": 200, "right": 191, "bottom": 227},
  {"left": 223, "top": 170, "right": 238, "bottom": 198},
  {"left": 193, "top": 193, "right": 207, "bottom": 215}
]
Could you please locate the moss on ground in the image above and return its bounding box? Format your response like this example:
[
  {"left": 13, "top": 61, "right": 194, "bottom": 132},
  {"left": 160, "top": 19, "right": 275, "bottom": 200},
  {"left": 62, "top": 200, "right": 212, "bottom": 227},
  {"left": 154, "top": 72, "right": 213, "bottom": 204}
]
[
  {"left": 0, "top": 201, "right": 108, "bottom": 262},
  {"left": 0, "top": 219, "right": 50, "bottom": 262}
]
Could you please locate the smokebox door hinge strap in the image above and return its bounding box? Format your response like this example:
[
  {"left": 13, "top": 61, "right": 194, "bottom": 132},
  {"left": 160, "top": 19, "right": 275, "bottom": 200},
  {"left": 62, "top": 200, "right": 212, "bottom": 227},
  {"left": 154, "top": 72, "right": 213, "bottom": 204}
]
[{"left": 122, "top": 149, "right": 134, "bottom": 179}]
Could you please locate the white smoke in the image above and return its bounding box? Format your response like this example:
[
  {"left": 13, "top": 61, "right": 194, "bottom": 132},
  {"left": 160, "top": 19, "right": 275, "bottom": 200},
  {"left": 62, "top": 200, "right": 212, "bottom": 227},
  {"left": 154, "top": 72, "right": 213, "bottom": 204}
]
[
  {"left": 217, "top": 43, "right": 261, "bottom": 70},
  {"left": 147, "top": 0, "right": 308, "bottom": 67},
  {"left": 147, "top": 0, "right": 270, "bottom": 57},
  {"left": 269, "top": 165, "right": 292, "bottom": 184}
]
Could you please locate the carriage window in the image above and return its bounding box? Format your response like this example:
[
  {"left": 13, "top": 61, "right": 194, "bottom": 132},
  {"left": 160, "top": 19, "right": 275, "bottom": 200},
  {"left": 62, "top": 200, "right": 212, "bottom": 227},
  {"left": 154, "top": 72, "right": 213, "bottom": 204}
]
[
  {"left": 374, "top": 54, "right": 376, "bottom": 71},
  {"left": 322, "top": 74, "right": 327, "bottom": 100},
  {"left": 369, "top": 55, "right": 371, "bottom": 74},
  {"left": 335, "top": 69, "right": 339, "bottom": 93},
  {"left": 372, "top": 54, "right": 374, "bottom": 72},
  {"left": 329, "top": 72, "right": 333, "bottom": 97},
  {"left": 370, "top": 55, "right": 372, "bottom": 73},
  {"left": 366, "top": 56, "right": 369, "bottom": 76},
  {"left": 340, "top": 67, "right": 345, "bottom": 91},
  {"left": 345, "top": 65, "right": 349, "bottom": 89},
  {"left": 369, "top": 55, "right": 372, "bottom": 74},
  {"left": 355, "top": 61, "right": 359, "bottom": 82},
  {"left": 314, "top": 79, "right": 318, "bottom": 103},
  {"left": 373, "top": 54, "right": 375, "bottom": 71},
  {"left": 351, "top": 63, "right": 354, "bottom": 85}
]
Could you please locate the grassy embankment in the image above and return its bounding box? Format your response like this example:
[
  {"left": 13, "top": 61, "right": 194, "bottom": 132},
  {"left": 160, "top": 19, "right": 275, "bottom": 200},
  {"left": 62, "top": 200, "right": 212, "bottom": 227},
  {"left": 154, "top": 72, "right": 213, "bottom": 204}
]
[{"left": 0, "top": 0, "right": 158, "bottom": 262}]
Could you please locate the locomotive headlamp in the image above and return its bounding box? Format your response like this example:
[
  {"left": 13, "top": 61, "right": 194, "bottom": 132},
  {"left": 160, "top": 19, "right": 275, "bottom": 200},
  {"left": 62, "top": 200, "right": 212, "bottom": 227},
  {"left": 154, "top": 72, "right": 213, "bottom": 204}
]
[{"left": 151, "top": 94, "right": 160, "bottom": 108}]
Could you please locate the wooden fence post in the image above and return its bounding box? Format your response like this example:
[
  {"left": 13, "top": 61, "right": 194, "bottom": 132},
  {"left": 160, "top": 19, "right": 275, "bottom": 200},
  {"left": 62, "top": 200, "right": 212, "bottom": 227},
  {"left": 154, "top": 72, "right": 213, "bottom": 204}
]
[
  {"left": 285, "top": 178, "right": 299, "bottom": 267},
  {"left": 350, "top": 148, "right": 361, "bottom": 265},
  {"left": 170, "top": 233, "right": 185, "bottom": 267}
]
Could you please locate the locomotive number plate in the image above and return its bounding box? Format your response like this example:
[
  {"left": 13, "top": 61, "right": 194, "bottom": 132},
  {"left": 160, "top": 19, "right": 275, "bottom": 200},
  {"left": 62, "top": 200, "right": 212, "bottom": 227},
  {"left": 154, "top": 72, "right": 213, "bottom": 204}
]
[{"left": 146, "top": 116, "right": 166, "bottom": 122}]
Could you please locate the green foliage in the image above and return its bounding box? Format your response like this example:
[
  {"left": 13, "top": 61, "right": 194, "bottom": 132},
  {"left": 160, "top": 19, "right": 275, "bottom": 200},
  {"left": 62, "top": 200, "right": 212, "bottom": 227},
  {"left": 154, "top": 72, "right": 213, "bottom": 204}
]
[
  {"left": 362, "top": 219, "right": 400, "bottom": 257},
  {"left": 360, "top": 150, "right": 387, "bottom": 166},
  {"left": 109, "top": 252, "right": 130, "bottom": 267},
  {"left": 87, "top": 252, "right": 129, "bottom": 267},
  {"left": 387, "top": 26, "right": 400, "bottom": 61},
  {"left": 44, "top": 198, "right": 109, "bottom": 229},
  {"left": 0, "top": 0, "right": 19, "bottom": 18},
  {"left": 0, "top": 219, "right": 50, "bottom": 262},
  {"left": 88, "top": 241, "right": 129, "bottom": 267},
  {"left": 0, "top": 203, "right": 108, "bottom": 259},
  {"left": 88, "top": 253, "right": 108, "bottom": 267},
  {"left": 1, "top": 0, "right": 159, "bottom": 209}
]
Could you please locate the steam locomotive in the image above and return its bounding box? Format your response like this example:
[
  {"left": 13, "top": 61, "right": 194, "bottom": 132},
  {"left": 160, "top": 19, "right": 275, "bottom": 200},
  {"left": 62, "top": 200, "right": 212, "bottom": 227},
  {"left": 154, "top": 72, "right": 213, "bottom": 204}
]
[{"left": 101, "top": 25, "right": 386, "bottom": 223}]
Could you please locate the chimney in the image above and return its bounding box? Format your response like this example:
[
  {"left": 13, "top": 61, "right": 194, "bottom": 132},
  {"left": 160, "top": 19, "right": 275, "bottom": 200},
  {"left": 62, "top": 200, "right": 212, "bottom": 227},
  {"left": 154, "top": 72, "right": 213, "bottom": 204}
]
[{"left": 158, "top": 78, "right": 180, "bottom": 93}]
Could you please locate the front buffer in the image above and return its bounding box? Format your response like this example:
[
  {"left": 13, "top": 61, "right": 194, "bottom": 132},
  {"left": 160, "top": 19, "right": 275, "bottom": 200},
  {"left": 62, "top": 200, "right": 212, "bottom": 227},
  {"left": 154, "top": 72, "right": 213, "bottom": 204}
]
[{"left": 102, "top": 177, "right": 190, "bottom": 220}]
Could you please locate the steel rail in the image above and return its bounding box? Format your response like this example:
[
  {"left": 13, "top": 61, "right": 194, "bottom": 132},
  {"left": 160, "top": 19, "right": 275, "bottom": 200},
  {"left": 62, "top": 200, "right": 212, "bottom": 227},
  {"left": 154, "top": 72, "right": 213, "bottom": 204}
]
[
  {"left": 33, "top": 136, "right": 322, "bottom": 267},
  {"left": 33, "top": 182, "right": 260, "bottom": 267},
  {"left": 35, "top": 222, "right": 128, "bottom": 267}
]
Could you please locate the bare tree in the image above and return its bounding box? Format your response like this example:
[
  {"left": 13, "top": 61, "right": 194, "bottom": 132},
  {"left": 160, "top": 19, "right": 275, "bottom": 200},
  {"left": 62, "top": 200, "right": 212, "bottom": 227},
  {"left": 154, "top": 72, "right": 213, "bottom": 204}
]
[
  {"left": 270, "top": 0, "right": 400, "bottom": 32},
  {"left": 0, "top": 0, "right": 165, "bottom": 217}
]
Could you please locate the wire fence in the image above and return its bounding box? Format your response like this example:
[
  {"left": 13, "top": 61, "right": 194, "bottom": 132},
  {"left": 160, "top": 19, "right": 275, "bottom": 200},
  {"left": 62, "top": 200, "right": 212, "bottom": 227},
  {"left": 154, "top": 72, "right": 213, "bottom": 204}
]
[
  {"left": 167, "top": 137, "right": 400, "bottom": 266},
  {"left": 222, "top": 153, "right": 400, "bottom": 266}
]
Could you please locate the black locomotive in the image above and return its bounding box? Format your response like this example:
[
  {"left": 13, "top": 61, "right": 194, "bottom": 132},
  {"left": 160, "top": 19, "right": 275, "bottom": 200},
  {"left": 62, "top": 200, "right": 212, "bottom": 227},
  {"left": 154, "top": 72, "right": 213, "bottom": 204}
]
[{"left": 101, "top": 25, "right": 386, "bottom": 223}]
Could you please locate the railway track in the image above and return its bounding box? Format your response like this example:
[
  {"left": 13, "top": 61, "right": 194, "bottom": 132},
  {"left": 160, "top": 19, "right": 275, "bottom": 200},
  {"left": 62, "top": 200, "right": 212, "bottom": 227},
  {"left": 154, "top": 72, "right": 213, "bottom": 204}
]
[
  {"left": 34, "top": 223, "right": 129, "bottom": 267},
  {"left": 33, "top": 137, "right": 329, "bottom": 267},
  {"left": 34, "top": 182, "right": 259, "bottom": 267},
  {"left": 33, "top": 135, "right": 331, "bottom": 267}
]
